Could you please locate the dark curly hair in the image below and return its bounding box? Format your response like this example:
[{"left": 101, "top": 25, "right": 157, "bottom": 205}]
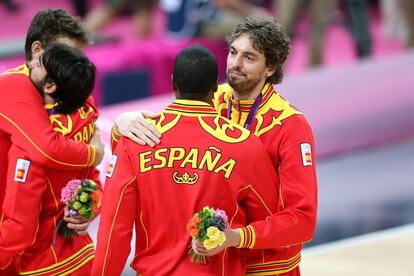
[
  {"left": 41, "top": 43, "right": 96, "bottom": 114},
  {"left": 25, "top": 9, "right": 91, "bottom": 61},
  {"left": 226, "top": 17, "right": 290, "bottom": 84}
]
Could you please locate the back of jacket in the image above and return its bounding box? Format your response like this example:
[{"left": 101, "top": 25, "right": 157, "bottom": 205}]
[{"left": 94, "top": 100, "right": 280, "bottom": 276}]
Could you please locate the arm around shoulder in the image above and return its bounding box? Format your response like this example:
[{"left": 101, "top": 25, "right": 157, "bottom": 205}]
[{"left": 0, "top": 75, "right": 97, "bottom": 169}]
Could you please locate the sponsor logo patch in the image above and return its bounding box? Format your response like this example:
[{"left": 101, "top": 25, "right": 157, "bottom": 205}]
[
  {"left": 14, "top": 159, "right": 31, "bottom": 183},
  {"left": 300, "top": 143, "right": 312, "bottom": 166},
  {"left": 106, "top": 155, "right": 118, "bottom": 178}
]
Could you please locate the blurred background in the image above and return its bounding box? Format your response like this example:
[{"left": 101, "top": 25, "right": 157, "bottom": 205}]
[{"left": 1, "top": 0, "right": 413, "bottom": 274}]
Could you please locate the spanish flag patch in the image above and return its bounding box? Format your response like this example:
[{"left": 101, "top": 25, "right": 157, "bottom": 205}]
[
  {"left": 14, "top": 158, "right": 31, "bottom": 183},
  {"left": 106, "top": 154, "right": 118, "bottom": 178},
  {"left": 300, "top": 143, "right": 312, "bottom": 166}
]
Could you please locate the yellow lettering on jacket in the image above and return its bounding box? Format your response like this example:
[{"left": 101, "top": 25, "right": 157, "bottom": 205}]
[
  {"left": 153, "top": 148, "right": 168, "bottom": 169},
  {"left": 214, "top": 159, "right": 236, "bottom": 179},
  {"left": 167, "top": 148, "right": 185, "bottom": 167},
  {"left": 180, "top": 148, "right": 198, "bottom": 169},
  {"left": 139, "top": 151, "right": 152, "bottom": 173},
  {"left": 138, "top": 146, "right": 236, "bottom": 179},
  {"left": 79, "top": 105, "right": 94, "bottom": 119},
  {"left": 72, "top": 120, "right": 96, "bottom": 142},
  {"left": 199, "top": 146, "right": 221, "bottom": 171},
  {"left": 50, "top": 115, "right": 73, "bottom": 136}
]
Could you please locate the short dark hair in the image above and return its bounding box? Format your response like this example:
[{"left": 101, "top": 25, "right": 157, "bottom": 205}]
[
  {"left": 41, "top": 43, "right": 96, "bottom": 114},
  {"left": 25, "top": 9, "right": 91, "bottom": 61},
  {"left": 227, "top": 17, "right": 290, "bottom": 84},
  {"left": 173, "top": 45, "right": 218, "bottom": 99}
]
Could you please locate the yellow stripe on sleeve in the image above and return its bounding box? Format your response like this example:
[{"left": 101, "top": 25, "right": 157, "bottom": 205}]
[{"left": 236, "top": 228, "right": 245, "bottom": 248}]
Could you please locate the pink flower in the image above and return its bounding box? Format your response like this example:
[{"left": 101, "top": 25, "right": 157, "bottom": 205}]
[
  {"left": 61, "top": 179, "right": 81, "bottom": 203},
  {"left": 216, "top": 209, "right": 228, "bottom": 223}
]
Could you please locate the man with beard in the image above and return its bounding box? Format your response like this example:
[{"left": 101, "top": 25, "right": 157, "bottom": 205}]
[
  {"left": 0, "top": 9, "right": 104, "bottom": 275},
  {"left": 0, "top": 9, "right": 104, "bottom": 215},
  {"left": 0, "top": 43, "right": 99, "bottom": 275},
  {"left": 114, "top": 17, "right": 317, "bottom": 275},
  {"left": 92, "top": 45, "right": 279, "bottom": 276}
]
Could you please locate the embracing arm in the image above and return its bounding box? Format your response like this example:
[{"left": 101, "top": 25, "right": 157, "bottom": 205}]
[{"left": 0, "top": 75, "right": 103, "bottom": 169}]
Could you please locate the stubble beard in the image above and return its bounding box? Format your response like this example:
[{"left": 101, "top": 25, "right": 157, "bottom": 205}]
[
  {"left": 29, "top": 71, "right": 46, "bottom": 96},
  {"left": 227, "top": 74, "right": 261, "bottom": 96}
]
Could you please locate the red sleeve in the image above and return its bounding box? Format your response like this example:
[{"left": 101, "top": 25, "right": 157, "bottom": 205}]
[
  {"left": 0, "top": 75, "right": 95, "bottom": 169},
  {"left": 235, "top": 139, "right": 279, "bottom": 249},
  {"left": 243, "top": 119, "right": 318, "bottom": 249},
  {"left": 0, "top": 145, "right": 46, "bottom": 268},
  {"left": 92, "top": 138, "right": 137, "bottom": 276}
]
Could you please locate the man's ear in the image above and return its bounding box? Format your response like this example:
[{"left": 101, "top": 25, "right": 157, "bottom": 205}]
[
  {"left": 31, "top": 41, "right": 43, "bottom": 60},
  {"left": 265, "top": 65, "right": 276, "bottom": 78},
  {"left": 43, "top": 82, "right": 57, "bottom": 94}
]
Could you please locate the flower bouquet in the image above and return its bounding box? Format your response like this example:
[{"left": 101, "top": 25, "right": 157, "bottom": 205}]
[
  {"left": 186, "top": 206, "right": 229, "bottom": 263},
  {"left": 57, "top": 179, "right": 100, "bottom": 239}
]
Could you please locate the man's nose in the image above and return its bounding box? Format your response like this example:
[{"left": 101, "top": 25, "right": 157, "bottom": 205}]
[{"left": 231, "top": 54, "right": 243, "bottom": 69}]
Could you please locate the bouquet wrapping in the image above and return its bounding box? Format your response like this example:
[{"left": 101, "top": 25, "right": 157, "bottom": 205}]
[
  {"left": 186, "top": 206, "right": 229, "bottom": 263},
  {"left": 57, "top": 179, "right": 100, "bottom": 239}
]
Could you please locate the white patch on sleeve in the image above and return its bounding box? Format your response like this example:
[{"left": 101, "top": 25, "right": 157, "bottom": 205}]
[
  {"left": 300, "top": 143, "right": 312, "bottom": 166},
  {"left": 14, "top": 158, "right": 31, "bottom": 183},
  {"left": 106, "top": 155, "right": 118, "bottom": 178}
]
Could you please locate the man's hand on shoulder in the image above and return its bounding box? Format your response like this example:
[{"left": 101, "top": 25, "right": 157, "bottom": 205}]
[{"left": 114, "top": 110, "right": 161, "bottom": 147}]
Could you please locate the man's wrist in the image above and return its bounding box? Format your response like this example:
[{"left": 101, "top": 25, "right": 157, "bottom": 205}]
[{"left": 226, "top": 228, "right": 242, "bottom": 248}]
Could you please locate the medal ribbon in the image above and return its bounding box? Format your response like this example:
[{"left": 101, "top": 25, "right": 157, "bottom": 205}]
[{"left": 227, "top": 93, "right": 262, "bottom": 130}]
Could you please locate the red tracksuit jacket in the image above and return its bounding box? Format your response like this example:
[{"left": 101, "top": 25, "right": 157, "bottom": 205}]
[
  {"left": 93, "top": 99, "right": 280, "bottom": 276},
  {"left": 0, "top": 65, "right": 96, "bottom": 215},
  {"left": 213, "top": 83, "right": 318, "bottom": 275},
  {"left": 0, "top": 96, "right": 101, "bottom": 275}
]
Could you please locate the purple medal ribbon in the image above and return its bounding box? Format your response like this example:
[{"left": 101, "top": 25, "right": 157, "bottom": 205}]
[
  {"left": 47, "top": 107, "right": 59, "bottom": 116},
  {"left": 227, "top": 93, "right": 262, "bottom": 130}
]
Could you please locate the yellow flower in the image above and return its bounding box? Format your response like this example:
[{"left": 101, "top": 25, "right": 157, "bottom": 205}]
[
  {"left": 80, "top": 192, "right": 89, "bottom": 203},
  {"left": 206, "top": 226, "right": 221, "bottom": 240},
  {"left": 72, "top": 201, "right": 82, "bottom": 210},
  {"left": 203, "top": 238, "right": 218, "bottom": 250},
  {"left": 79, "top": 206, "right": 88, "bottom": 215},
  {"left": 217, "top": 232, "right": 226, "bottom": 246}
]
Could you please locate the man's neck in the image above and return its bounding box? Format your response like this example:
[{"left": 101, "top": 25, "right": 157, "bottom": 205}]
[
  {"left": 43, "top": 94, "right": 55, "bottom": 105},
  {"left": 175, "top": 90, "right": 213, "bottom": 104}
]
